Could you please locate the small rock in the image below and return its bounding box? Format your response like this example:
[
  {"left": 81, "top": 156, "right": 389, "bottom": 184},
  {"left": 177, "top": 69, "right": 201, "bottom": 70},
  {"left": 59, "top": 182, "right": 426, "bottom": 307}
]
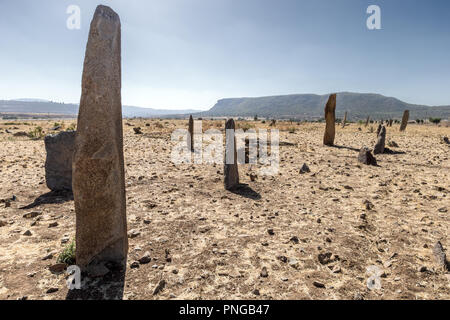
[
  {"left": 23, "top": 230, "right": 32, "bottom": 236},
  {"left": 438, "top": 207, "right": 447, "bottom": 213},
  {"left": 152, "top": 279, "right": 166, "bottom": 295},
  {"left": 46, "top": 288, "right": 59, "bottom": 294},
  {"left": 128, "top": 229, "right": 141, "bottom": 238},
  {"left": 299, "top": 163, "right": 310, "bottom": 174},
  {"left": 260, "top": 267, "right": 269, "bottom": 278},
  {"left": 138, "top": 251, "right": 151, "bottom": 264},
  {"left": 48, "top": 222, "right": 58, "bottom": 228},
  {"left": 267, "top": 229, "right": 274, "bottom": 236},
  {"left": 313, "top": 281, "right": 325, "bottom": 288},
  {"left": 49, "top": 263, "right": 66, "bottom": 273},
  {"left": 418, "top": 266, "right": 427, "bottom": 272},
  {"left": 130, "top": 261, "right": 140, "bottom": 269},
  {"left": 133, "top": 127, "right": 143, "bottom": 134},
  {"left": 42, "top": 253, "right": 54, "bottom": 261},
  {"left": 23, "top": 211, "right": 42, "bottom": 219}
]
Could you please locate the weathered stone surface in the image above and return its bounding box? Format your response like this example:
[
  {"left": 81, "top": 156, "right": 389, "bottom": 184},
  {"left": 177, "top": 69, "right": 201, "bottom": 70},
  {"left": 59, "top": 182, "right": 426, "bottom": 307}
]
[
  {"left": 44, "top": 131, "right": 76, "bottom": 191},
  {"left": 224, "top": 119, "right": 239, "bottom": 190},
  {"left": 374, "top": 125, "right": 386, "bottom": 155},
  {"left": 400, "top": 110, "right": 409, "bottom": 131},
  {"left": 188, "top": 115, "right": 194, "bottom": 152},
  {"left": 323, "top": 94, "right": 336, "bottom": 146},
  {"left": 72, "top": 5, "right": 128, "bottom": 269},
  {"left": 358, "top": 147, "right": 377, "bottom": 166}
]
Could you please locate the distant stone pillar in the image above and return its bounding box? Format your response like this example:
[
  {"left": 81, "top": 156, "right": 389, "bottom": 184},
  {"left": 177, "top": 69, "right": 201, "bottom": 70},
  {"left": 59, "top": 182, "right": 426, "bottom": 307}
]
[
  {"left": 389, "top": 119, "right": 393, "bottom": 127},
  {"left": 342, "top": 111, "right": 347, "bottom": 128},
  {"left": 188, "top": 115, "right": 194, "bottom": 152},
  {"left": 365, "top": 116, "right": 370, "bottom": 127},
  {"left": 224, "top": 119, "right": 239, "bottom": 190},
  {"left": 323, "top": 94, "right": 337, "bottom": 146},
  {"left": 400, "top": 110, "right": 409, "bottom": 131},
  {"left": 376, "top": 124, "right": 382, "bottom": 136},
  {"left": 374, "top": 125, "right": 386, "bottom": 154},
  {"left": 45, "top": 131, "right": 76, "bottom": 191},
  {"left": 72, "top": 5, "right": 128, "bottom": 269}
]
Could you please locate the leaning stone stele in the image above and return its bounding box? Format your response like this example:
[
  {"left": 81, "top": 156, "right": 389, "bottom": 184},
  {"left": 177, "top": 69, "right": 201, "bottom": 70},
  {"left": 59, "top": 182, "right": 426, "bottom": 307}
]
[
  {"left": 188, "top": 115, "right": 194, "bottom": 152},
  {"left": 72, "top": 5, "right": 128, "bottom": 270},
  {"left": 224, "top": 119, "right": 239, "bottom": 190},
  {"left": 45, "top": 131, "right": 76, "bottom": 191},
  {"left": 323, "top": 94, "right": 337, "bottom": 146},
  {"left": 400, "top": 110, "right": 409, "bottom": 132}
]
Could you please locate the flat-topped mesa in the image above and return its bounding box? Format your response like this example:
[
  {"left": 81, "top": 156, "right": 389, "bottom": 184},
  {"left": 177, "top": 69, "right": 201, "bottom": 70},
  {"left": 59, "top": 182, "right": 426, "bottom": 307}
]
[
  {"left": 323, "top": 94, "right": 337, "bottom": 146},
  {"left": 72, "top": 5, "right": 128, "bottom": 270},
  {"left": 188, "top": 115, "right": 194, "bottom": 152},
  {"left": 400, "top": 110, "right": 409, "bottom": 132},
  {"left": 224, "top": 119, "right": 239, "bottom": 190},
  {"left": 374, "top": 125, "right": 386, "bottom": 154}
]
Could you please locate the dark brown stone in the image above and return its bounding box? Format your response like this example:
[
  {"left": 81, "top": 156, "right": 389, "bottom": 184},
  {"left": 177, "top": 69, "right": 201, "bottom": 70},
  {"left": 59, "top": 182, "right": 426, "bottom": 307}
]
[
  {"left": 374, "top": 126, "right": 386, "bottom": 155},
  {"left": 400, "top": 110, "right": 409, "bottom": 131},
  {"left": 224, "top": 119, "right": 239, "bottom": 190},
  {"left": 323, "top": 94, "right": 336, "bottom": 146}
]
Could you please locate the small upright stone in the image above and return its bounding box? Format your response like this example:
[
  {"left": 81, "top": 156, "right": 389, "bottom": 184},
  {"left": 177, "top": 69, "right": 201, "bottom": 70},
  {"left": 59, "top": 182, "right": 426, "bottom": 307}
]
[
  {"left": 376, "top": 124, "right": 382, "bottom": 136},
  {"left": 374, "top": 126, "right": 386, "bottom": 155},
  {"left": 358, "top": 147, "right": 377, "bottom": 166},
  {"left": 323, "top": 94, "right": 337, "bottom": 146},
  {"left": 400, "top": 110, "right": 409, "bottom": 131},
  {"left": 72, "top": 5, "right": 128, "bottom": 269},
  {"left": 342, "top": 111, "right": 347, "bottom": 128},
  {"left": 44, "top": 131, "right": 76, "bottom": 191},
  {"left": 365, "top": 116, "right": 370, "bottom": 127},
  {"left": 188, "top": 115, "right": 194, "bottom": 152},
  {"left": 224, "top": 119, "right": 239, "bottom": 190}
]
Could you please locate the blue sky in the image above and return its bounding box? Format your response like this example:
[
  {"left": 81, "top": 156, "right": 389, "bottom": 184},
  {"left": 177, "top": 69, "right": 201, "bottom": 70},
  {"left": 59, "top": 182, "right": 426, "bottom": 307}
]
[{"left": 0, "top": 0, "right": 449, "bottom": 110}]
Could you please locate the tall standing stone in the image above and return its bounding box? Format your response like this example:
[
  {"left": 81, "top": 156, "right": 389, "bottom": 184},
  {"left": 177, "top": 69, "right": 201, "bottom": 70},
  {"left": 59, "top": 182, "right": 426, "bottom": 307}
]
[
  {"left": 224, "top": 119, "right": 239, "bottom": 190},
  {"left": 342, "top": 111, "right": 347, "bottom": 128},
  {"left": 365, "top": 116, "right": 370, "bottom": 127},
  {"left": 400, "top": 110, "right": 409, "bottom": 131},
  {"left": 72, "top": 5, "right": 128, "bottom": 269},
  {"left": 188, "top": 115, "right": 194, "bottom": 152},
  {"left": 45, "top": 131, "right": 76, "bottom": 191},
  {"left": 374, "top": 125, "right": 386, "bottom": 154},
  {"left": 323, "top": 94, "right": 337, "bottom": 146},
  {"left": 376, "top": 124, "right": 382, "bottom": 136}
]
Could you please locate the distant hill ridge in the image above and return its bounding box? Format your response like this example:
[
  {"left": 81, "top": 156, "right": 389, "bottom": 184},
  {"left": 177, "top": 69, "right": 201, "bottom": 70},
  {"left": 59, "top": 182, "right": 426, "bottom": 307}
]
[
  {"left": 200, "top": 92, "right": 450, "bottom": 120},
  {"left": 0, "top": 100, "right": 200, "bottom": 118},
  {"left": 1, "top": 92, "right": 450, "bottom": 120}
]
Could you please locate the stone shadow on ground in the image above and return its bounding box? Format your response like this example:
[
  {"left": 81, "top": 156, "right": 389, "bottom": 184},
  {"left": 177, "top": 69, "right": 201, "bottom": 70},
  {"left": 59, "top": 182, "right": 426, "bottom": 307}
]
[
  {"left": 66, "top": 262, "right": 126, "bottom": 300},
  {"left": 20, "top": 189, "right": 73, "bottom": 210},
  {"left": 229, "top": 183, "right": 262, "bottom": 200},
  {"left": 329, "top": 144, "right": 360, "bottom": 152}
]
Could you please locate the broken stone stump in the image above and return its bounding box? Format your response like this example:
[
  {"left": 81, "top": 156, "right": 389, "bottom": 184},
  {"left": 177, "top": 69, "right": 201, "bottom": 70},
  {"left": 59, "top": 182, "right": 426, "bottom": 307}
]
[
  {"left": 188, "top": 115, "right": 194, "bottom": 152},
  {"left": 224, "top": 119, "right": 239, "bottom": 190},
  {"left": 358, "top": 147, "right": 377, "bottom": 166},
  {"left": 400, "top": 110, "right": 409, "bottom": 131},
  {"left": 374, "top": 125, "right": 386, "bottom": 155},
  {"left": 44, "top": 131, "right": 76, "bottom": 191},
  {"left": 323, "top": 94, "right": 336, "bottom": 146},
  {"left": 72, "top": 5, "right": 128, "bottom": 270}
]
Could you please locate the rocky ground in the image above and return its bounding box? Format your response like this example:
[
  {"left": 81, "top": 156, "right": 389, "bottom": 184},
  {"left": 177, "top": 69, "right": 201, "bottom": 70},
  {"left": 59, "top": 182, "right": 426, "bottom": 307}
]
[{"left": 0, "top": 119, "right": 449, "bottom": 300}]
